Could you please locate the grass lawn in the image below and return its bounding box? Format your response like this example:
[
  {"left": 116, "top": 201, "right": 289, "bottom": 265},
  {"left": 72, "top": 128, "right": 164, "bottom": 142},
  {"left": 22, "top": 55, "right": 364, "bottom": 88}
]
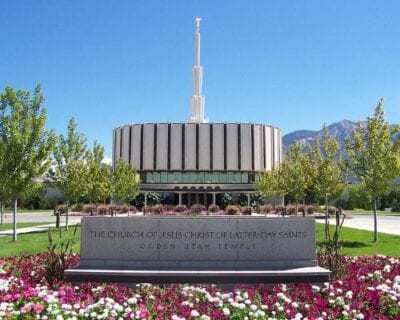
[
  {"left": 350, "top": 208, "right": 400, "bottom": 215},
  {"left": 0, "top": 225, "right": 80, "bottom": 257},
  {"left": 0, "top": 222, "right": 49, "bottom": 232},
  {"left": 3, "top": 209, "right": 53, "bottom": 214},
  {"left": 315, "top": 223, "right": 400, "bottom": 256},
  {"left": 0, "top": 223, "right": 398, "bottom": 258}
]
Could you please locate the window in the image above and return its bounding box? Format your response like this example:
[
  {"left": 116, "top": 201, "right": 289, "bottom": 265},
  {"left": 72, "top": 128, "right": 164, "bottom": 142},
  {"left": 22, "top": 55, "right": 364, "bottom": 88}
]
[
  {"left": 153, "top": 172, "right": 161, "bottom": 183},
  {"left": 197, "top": 172, "right": 205, "bottom": 183},
  {"left": 219, "top": 173, "right": 227, "bottom": 183},
  {"left": 204, "top": 172, "right": 212, "bottom": 183},
  {"left": 234, "top": 173, "right": 242, "bottom": 183},
  {"left": 211, "top": 172, "right": 219, "bottom": 183},
  {"left": 146, "top": 172, "right": 153, "bottom": 183},
  {"left": 160, "top": 172, "right": 168, "bottom": 183}
]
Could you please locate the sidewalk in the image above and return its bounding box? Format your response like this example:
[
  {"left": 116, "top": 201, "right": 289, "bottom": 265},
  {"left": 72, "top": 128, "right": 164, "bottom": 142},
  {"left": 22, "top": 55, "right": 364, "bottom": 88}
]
[
  {"left": 315, "top": 214, "right": 400, "bottom": 236},
  {"left": 0, "top": 218, "right": 81, "bottom": 238}
]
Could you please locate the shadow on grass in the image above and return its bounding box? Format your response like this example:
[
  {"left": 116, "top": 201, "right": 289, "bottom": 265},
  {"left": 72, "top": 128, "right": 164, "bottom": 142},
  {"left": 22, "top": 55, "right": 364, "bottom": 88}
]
[{"left": 342, "top": 241, "right": 371, "bottom": 248}]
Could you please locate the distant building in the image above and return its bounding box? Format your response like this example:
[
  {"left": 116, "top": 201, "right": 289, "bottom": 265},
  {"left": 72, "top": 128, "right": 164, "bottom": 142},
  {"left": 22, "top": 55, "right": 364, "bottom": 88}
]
[{"left": 113, "top": 18, "right": 282, "bottom": 207}]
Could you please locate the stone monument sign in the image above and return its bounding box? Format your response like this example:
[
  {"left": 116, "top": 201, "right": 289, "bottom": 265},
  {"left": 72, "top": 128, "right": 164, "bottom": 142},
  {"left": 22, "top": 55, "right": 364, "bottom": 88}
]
[{"left": 66, "top": 216, "right": 330, "bottom": 284}]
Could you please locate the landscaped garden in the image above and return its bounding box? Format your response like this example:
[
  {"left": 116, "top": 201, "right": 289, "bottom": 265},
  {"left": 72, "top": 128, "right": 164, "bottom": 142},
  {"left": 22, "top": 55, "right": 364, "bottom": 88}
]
[{"left": 0, "top": 253, "right": 399, "bottom": 319}]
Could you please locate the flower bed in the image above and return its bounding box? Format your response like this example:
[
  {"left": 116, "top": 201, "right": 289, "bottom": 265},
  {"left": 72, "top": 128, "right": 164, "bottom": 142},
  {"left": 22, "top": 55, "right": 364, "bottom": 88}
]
[{"left": 0, "top": 254, "right": 399, "bottom": 319}]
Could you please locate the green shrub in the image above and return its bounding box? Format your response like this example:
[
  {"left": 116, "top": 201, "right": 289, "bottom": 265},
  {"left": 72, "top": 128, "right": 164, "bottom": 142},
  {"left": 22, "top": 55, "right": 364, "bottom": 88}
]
[
  {"left": 189, "top": 204, "right": 205, "bottom": 215},
  {"left": 174, "top": 204, "right": 188, "bottom": 213},
  {"left": 259, "top": 204, "right": 273, "bottom": 214},
  {"left": 242, "top": 206, "right": 252, "bottom": 215},
  {"left": 70, "top": 203, "right": 84, "bottom": 212},
  {"left": 225, "top": 205, "right": 239, "bottom": 215},
  {"left": 208, "top": 204, "right": 219, "bottom": 214},
  {"left": 97, "top": 205, "right": 108, "bottom": 215},
  {"left": 83, "top": 204, "right": 96, "bottom": 214},
  {"left": 56, "top": 204, "right": 67, "bottom": 215},
  {"left": 151, "top": 204, "right": 163, "bottom": 215}
]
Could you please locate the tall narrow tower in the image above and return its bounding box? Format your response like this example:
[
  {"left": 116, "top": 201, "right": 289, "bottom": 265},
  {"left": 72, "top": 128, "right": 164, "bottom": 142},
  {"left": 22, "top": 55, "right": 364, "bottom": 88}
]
[{"left": 189, "top": 17, "right": 208, "bottom": 123}]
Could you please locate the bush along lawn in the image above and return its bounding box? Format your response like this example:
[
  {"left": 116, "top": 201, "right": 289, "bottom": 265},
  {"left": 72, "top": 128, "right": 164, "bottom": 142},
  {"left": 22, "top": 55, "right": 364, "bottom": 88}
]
[{"left": 0, "top": 254, "right": 399, "bottom": 319}]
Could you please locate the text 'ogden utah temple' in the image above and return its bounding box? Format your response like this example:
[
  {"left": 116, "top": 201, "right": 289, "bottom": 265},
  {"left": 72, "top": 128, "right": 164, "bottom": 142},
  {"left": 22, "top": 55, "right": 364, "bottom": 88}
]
[{"left": 112, "top": 17, "right": 282, "bottom": 207}]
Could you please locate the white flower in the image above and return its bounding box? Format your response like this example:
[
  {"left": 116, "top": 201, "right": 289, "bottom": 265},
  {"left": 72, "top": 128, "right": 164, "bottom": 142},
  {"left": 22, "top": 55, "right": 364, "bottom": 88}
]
[
  {"left": 223, "top": 308, "right": 230, "bottom": 316},
  {"left": 312, "top": 285, "right": 320, "bottom": 292},
  {"left": 190, "top": 309, "right": 200, "bottom": 317},
  {"left": 383, "top": 265, "right": 391, "bottom": 273}
]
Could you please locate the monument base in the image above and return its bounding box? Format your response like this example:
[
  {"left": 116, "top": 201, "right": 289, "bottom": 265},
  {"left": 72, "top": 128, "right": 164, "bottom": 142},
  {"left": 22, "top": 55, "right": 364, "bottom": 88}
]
[{"left": 65, "top": 266, "right": 330, "bottom": 284}]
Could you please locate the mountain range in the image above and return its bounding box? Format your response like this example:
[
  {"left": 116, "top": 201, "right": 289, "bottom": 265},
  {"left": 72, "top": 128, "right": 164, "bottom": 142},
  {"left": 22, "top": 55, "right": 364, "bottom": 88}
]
[
  {"left": 282, "top": 120, "right": 399, "bottom": 153},
  {"left": 282, "top": 120, "right": 361, "bottom": 153}
]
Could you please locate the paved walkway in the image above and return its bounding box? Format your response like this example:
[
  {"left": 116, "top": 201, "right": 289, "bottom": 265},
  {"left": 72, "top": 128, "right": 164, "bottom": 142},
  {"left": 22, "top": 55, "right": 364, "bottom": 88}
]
[
  {"left": 0, "top": 216, "right": 82, "bottom": 238},
  {"left": 315, "top": 214, "right": 400, "bottom": 235}
]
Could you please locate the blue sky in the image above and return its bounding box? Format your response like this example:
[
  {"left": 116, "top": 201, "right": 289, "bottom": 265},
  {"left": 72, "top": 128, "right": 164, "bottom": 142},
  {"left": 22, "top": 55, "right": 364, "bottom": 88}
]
[{"left": 1, "top": 1, "right": 399, "bottom": 159}]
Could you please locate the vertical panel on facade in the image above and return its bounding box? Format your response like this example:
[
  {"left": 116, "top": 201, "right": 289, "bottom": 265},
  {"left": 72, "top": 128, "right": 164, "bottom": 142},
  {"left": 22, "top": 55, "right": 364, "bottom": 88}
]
[
  {"left": 156, "top": 124, "right": 168, "bottom": 170},
  {"left": 185, "top": 123, "right": 196, "bottom": 170},
  {"left": 114, "top": 128, "right": 121, "bottom": 164},
  {"left": 264, "top": 126, "right": 272, "bottom": 171},
  {"left": 131, "top": 125, "right": 142, "bottom": 170},
  {"left": 253, "top": 125, "right": 263, "bottom": 171},
  {"left": 240, "top": 124, "right": 252, "bottom": 170},
  {"left": 226, "top": 124, "right": 239, "bottom": 170},
  {"left": 274, "top": 128, "right": 280, "bottom": 167},
  {"left": 212, "top": 124, "right": 224, "bottom": 170},
  {"left": 198, "top": 123, "right": 210, "bottom": 170},
  {"left": 170, "top": 124, "right": 182, "bottom": 170},
  {"left": 112, "top": 129, "right": 116, "bottom": 169},
  {"left": 121, "top": 126, "right": 130, "bottom": 163},
  {"left": 143, "top": 124, "right": 155, "bottom": 170},
  {"left": 277, "top": 129, "right": 282, "bottom": 165}
]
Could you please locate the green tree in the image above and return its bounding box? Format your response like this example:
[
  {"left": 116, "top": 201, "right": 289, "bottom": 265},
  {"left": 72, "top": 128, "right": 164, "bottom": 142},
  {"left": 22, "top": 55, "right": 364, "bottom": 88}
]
[
  {"left": 308, "top": 126, "right": 346, "bottom": 237},
  {"left": 53, "top": 117, "right": 88, "bottom": 229},
  {"left": 0, "top": 85, "right": 56, "bottom": 240},
  {"left": 112, "top": 158, "right": 140, "bottom": 215},
  {"left": 86, "top": 142, "right": 112, "bottom": 205},
  {"left": 347, "top": 183, "right": 372, "bottom": 210},
  {"left": 257, "top": 142, "right": 312, "bottom": 214},
  {"left": 345, "top": 99, "right": 400, "bottom": 242},
  {"left": 256, "top": 166, "right": 286, "bottom": 204},
  {"left": 282, "top": 142, "right": 313, "bottom": 214}
]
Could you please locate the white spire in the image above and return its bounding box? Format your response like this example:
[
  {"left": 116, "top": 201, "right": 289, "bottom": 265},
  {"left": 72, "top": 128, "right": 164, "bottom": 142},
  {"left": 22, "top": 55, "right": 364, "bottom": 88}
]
[{"left": 188, "top": 17, "right": 208, "bottom": 123}]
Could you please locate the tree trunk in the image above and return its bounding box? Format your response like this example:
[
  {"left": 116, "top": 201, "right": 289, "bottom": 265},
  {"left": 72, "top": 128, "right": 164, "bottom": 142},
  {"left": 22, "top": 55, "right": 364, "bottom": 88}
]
[
  {"left": 325, "top": 195, "right": 329, "bottom": 241},
  {"left": 128, "top": 203, "right": 130, "bottom": 217},
  {"left": 295, "top": 202, "right": 298, "bottom": 216},
  {"left": 65, "top": 200, "right": 69, "bottom": 231},
  {"left": 373, "top": 196, "right": 378, "bottom": 242},
  {"left": 0, "top": 202, "right": 3, "bottom": 225},
  {"left": 12, "top": 199, "right": 17, "bottom": 241}
]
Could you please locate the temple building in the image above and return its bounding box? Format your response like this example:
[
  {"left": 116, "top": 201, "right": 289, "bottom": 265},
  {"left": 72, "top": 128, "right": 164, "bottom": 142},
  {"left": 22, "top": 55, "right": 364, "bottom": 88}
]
[{"left": 112, "top": 17, "right": 282, "bottom": 207}]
